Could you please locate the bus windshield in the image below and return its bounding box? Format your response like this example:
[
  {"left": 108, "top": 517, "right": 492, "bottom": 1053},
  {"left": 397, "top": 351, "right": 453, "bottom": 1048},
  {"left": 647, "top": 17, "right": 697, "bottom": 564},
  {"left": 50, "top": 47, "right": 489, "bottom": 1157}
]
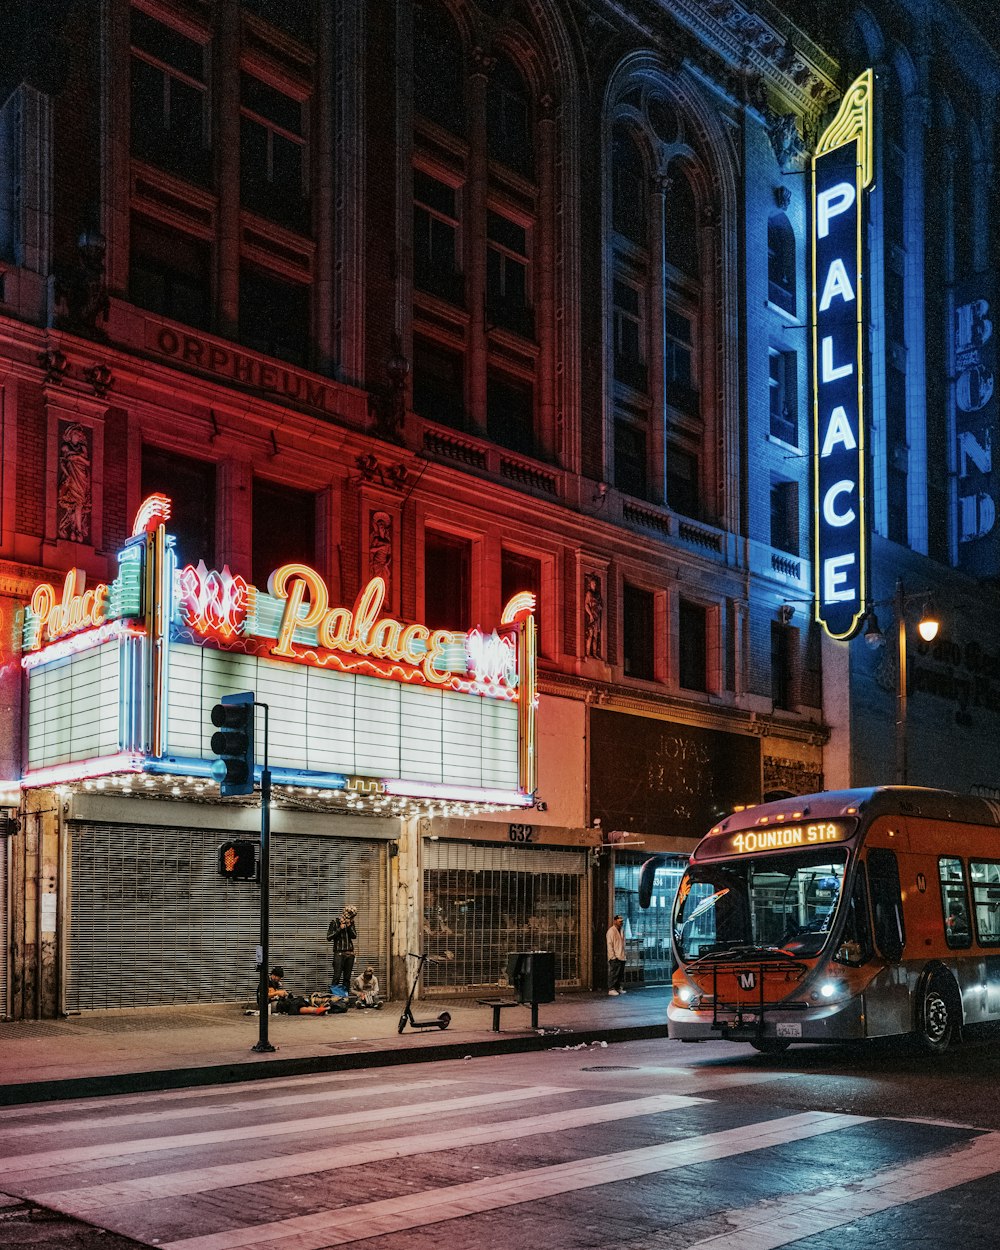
[{"left": 674, "top": 850, "right": 849, "bottom": 962}]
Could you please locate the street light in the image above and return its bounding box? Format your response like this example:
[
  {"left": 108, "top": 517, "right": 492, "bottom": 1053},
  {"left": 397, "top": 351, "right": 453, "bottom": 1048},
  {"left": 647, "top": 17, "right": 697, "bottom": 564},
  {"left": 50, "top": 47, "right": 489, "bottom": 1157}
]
[{"left": 893, "top": 579, "right": 940, "bottom": 786}]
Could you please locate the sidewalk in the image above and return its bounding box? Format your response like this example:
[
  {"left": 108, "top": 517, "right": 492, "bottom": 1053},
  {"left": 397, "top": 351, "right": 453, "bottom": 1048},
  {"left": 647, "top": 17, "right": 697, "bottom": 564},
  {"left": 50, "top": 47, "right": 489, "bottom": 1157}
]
[{"left": 0, "top": 988, "right": 670, "bottom": 1107}]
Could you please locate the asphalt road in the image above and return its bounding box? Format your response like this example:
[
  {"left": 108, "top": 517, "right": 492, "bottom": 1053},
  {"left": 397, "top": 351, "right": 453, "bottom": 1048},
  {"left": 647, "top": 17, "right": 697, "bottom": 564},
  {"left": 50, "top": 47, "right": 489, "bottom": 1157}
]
[{"left": 3, "top": 1032, "right": 1000, "bottom": 1249}]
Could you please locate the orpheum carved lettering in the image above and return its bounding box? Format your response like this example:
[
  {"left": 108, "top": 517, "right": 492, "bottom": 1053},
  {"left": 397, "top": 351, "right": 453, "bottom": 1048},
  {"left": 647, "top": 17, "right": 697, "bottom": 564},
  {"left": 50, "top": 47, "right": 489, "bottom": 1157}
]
[{"left": 146, "top": 323, "right": 338, "bottom": 415}]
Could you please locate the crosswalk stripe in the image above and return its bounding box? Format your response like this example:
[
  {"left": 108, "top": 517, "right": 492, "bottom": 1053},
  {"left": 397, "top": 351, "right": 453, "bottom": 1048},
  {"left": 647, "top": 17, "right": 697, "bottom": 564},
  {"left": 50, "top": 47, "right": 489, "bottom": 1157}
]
[
  {"left": 1, "top": 1078, "right": 457, "bottom": 1139},
  {"left": 161, "top": 1110, "right": 870, "bottom": 1250},
  {"left": 682, "top": 1130, "right": 1000, "bottom": 1249},
  {"left": 0, "top": 1069, "right": 403, "bottom": 1121},
  {"left": 2, "top": 1084, "right": 570, "bottom": 1184},
  {"left": 30, "top": 1091, "right": 709, "bottom": 1214}
]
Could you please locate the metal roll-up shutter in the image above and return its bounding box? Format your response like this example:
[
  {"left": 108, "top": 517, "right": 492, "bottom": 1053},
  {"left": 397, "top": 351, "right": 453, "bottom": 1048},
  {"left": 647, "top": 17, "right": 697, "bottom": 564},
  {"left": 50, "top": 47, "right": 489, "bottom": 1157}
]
[
  {"left": 422, "top": 841, "right": 587, "bottom": 991},
  {"left": 67, "top": 821, "right": 386, "bottom": 1011}
]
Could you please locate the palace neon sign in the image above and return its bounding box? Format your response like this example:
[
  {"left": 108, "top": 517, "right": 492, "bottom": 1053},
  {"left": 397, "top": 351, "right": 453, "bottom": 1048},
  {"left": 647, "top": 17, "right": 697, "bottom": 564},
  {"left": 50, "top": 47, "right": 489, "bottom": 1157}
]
[
  {"left": 268, "top": 567, "right": 466, "bottom": 687},
  {"left": 812, "top": 70, "right": 873, "bottom": 640},
  {"left": 26, "top": 569, "right": 110, "bottom": 650}
]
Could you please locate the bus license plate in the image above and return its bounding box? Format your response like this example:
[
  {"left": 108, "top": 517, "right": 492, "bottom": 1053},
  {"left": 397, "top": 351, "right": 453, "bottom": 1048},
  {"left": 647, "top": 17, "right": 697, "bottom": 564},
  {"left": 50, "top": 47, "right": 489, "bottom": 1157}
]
[{"left": 776, "top": 1023, "right": 802, "bottom": 1038}]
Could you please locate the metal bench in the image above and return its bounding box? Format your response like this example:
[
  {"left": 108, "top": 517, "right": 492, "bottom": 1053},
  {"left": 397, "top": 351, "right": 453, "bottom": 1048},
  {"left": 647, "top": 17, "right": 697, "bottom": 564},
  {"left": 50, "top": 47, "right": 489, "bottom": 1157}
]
[{"left": 476, "top": 997, "right": 540, "bottom": 1031}]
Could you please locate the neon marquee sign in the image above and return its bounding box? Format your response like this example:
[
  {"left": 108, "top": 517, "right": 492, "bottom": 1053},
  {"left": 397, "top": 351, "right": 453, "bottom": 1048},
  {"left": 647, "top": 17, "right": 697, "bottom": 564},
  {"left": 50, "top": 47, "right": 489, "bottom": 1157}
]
[
  {"left": 178, "top": 561, "right": 249, "bottom": 641},
  {"left": 812, "top": 70, "right": 873, "bottom": 640},
  {"left": 25, "top": 569, "right": 110, "bottom": 650},
  {"left": 175, "top": 561, "right": 530, "bottom": 698}
]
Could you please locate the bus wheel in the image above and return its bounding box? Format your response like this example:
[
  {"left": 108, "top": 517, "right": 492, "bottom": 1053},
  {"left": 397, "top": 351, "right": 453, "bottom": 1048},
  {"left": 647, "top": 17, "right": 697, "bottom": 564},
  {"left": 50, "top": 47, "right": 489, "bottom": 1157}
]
[
  {"left": 917, "top": 978, "right": 953, "bottom": 1054},
  {"left": 749, "top": 1038, "right": 791, "bottom": 1056}
]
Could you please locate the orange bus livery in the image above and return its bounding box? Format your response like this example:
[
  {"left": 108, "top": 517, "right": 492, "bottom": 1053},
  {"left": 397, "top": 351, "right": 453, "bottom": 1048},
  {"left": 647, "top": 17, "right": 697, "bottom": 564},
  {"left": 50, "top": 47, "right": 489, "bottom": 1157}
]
[{"left": 659, "top": 786, "right": 1000, "bottom": 1055}]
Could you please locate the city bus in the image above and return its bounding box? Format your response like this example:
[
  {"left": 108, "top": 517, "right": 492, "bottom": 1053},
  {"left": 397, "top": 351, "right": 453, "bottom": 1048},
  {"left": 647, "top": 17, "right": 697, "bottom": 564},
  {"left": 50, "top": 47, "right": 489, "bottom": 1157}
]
[{"left": 661, "top": 787, "right": 1000, "bottom": 1055}]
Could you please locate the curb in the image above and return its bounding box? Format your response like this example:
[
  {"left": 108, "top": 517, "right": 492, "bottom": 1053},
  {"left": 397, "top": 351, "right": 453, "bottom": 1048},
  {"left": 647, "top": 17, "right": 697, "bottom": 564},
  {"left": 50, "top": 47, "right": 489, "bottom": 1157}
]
[{"left": 0, "top": 1023, "right": 668, "bottom": 1107}]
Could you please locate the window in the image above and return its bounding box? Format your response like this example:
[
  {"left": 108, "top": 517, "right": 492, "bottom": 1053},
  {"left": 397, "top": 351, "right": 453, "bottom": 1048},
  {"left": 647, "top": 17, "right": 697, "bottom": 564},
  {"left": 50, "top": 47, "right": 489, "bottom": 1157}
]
[
  {"left": 414, "top": 171, "right": 463, "bottom": 304},
  {"left": 623, "top": 583, "right": 655, "bottom": 680},
  {"left": 613, "top": 276, "right": 647, "bottom": 392},
  {"left": 939, "top": 857, "right": 971, "bottom": 950},
  {"left": 970, "top": 860, "right": 1000, "bottom": 946},
  {"left": 486, "top": 56, "right": 533, "bottom": 177},
  {"left": 130, "top": 8, "right": 210, "bottom": 183},
  {"left": 770, "top": 622, "right": 794, "bottom": 710},
  {"left": 486, "top": 211, "right": 532, "bottom": 336},
  {"left": 614, "top": 419, "right": 647, "bottom": 498},
  {"left": 413, "top": 338, "right": 465, "bottom": 430},
  {"left": 141, "top": 446, "right": 215, "bottom": 566},
  {"left": 612, "top": 126, "right": 646, "bottom": 247},
  {"left": 886, "top": 372, "right": 908, "bottom": 544},
  {"left": 770, "top": 478, "right": 799, "bottom": 555},
  {"left": 413, "top": 0, "right": 464, "bottom": 134},
  {"left": 501, "top": 549, "right": 541, "bottom": 639},
  {"left": 769, "top": 349, "right": 798, "bottom": 443},
  {"left": 239, "top": 266, "right": 309, "bottom": 365},
  {"left": 130, "top": 215, "right": 211, "bottom": 329},
  {"left": 664, "top": 170, "right": 699, "bottom": 280},
  {"left": 666, "top": 443, "right": 699, "bottom": 518},
  {"left": 240, "top": 74, "right": 309, "bottom": 233},
  {"left": 767, "top": 212, "right": 796, "bottom": 314},
  {"left": 424, "top": 531, "right": 471, "bottom": 630},
  {"left": 487, "top": 372, "right": 534, "bottom": 456},
  {"left": 678, "top": 599, "right": 707, "bottom": 692},
  {"left": 241, "top": 0, "right": 313, "bottom": 43},
  {"left": 664, "top": 307, "right": 698, "bottom": 416},
  {"left": 252, "top": 479, "right": 315, "bottom": 588}
]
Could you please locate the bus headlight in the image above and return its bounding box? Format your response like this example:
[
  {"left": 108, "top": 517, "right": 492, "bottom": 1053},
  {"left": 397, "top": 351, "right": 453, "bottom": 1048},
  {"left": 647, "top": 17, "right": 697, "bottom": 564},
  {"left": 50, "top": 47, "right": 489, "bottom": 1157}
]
[
  {"left": 814, "top": 979, "right": 847, "bottom": 1001},
  {"left": 675, "top": 985, "right": 695, "bottom": 1005}
]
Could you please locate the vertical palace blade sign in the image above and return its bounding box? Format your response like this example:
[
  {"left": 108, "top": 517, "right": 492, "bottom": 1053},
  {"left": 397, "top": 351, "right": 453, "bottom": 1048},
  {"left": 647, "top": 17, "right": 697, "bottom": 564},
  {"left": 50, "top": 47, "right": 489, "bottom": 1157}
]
[{"left": 812, "top": 70, "right": 874, "bottom": 640}]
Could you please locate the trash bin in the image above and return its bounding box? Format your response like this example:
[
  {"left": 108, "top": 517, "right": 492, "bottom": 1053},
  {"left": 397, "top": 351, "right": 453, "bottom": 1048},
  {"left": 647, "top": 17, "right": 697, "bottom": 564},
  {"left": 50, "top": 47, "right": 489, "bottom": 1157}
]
[{"left": 506, "top": 950, "right": 556, "bottom": 1003}]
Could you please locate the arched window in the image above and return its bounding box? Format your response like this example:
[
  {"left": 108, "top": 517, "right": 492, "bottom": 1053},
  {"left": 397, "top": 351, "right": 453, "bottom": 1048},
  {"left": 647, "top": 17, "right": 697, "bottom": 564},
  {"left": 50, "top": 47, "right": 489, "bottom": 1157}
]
[
  {"left": 665, "top": 169, "right": 698, "bottom": 279},
  {"left": 487, "top": 55, "right": 533, "bottom": 177},
  {"left": 612, "top": 124, "right": 647, "bottom": 246},
  {"left": 413, "top": 0, "right": 465, "bottom": 133},
  {"left": 767, "top": 212, "right": 796, "bottom": 314}
]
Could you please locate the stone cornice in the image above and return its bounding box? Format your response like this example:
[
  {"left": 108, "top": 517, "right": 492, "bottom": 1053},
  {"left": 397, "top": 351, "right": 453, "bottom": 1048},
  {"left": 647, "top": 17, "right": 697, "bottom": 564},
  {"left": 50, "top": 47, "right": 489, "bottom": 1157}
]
[{"left": 577, "top": 0, "right": 839, "bottom": 123}]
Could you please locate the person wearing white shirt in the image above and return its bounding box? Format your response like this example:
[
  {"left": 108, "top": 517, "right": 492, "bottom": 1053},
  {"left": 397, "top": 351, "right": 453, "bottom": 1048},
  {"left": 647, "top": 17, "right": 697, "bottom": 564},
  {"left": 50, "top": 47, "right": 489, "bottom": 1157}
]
[{"left": 606, "top": 914, "right": 626, "bottom": 995}]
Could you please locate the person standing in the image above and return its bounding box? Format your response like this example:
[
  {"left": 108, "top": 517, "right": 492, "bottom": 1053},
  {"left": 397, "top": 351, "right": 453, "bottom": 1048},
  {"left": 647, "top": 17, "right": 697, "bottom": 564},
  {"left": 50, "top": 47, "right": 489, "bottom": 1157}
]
[
  {"left": 327, "top": 904, "right": 358, "bottom": 990},
  {"left": 606, "top": 914, "right": 626, "bottom": 995}
]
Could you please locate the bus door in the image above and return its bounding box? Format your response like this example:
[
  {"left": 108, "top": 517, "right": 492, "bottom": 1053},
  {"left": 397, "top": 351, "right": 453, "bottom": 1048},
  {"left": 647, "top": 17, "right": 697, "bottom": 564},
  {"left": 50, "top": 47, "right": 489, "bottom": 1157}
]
[
  {"left": 862, "top": 846, "right": 909, "bottom": 1036},
  {"left": 867, "top": 847, "right": 905, "bottom": 962}
]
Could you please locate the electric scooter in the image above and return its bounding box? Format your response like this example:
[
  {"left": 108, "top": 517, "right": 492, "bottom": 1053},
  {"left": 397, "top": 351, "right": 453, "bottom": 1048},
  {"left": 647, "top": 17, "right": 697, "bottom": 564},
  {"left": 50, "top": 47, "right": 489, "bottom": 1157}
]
[{"left": 397, "top": 951, "right": 451, "bottom": 1034}]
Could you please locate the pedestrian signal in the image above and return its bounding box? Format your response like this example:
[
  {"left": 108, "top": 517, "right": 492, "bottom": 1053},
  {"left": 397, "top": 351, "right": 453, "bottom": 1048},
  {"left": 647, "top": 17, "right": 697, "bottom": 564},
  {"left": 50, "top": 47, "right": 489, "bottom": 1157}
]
[
  {"left": 210, "top": 692, "right": 254, "bottom": 796},
  {"left": 217, "top": 839, "right": 257, "bottom": 880}
]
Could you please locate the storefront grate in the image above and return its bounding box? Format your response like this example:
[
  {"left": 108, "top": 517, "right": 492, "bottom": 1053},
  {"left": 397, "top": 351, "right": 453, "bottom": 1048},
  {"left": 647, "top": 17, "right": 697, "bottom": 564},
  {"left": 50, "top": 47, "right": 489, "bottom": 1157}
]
[{"left": 422, "top": 841, "right": 586, "bottom": 990}]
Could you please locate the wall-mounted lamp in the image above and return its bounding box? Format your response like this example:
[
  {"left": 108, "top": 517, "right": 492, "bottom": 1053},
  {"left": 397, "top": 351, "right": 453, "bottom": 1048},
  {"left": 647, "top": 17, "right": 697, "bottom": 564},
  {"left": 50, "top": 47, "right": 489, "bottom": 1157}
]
[{"left": 592, "top": 482, "right": 608, "bottom": 506}]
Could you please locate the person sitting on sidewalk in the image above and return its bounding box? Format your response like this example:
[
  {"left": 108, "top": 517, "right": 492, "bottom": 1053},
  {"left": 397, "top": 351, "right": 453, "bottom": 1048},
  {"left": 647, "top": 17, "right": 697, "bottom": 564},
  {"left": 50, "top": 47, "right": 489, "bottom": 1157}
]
[{"left": 351, "top": 966, "right": 383, "bottom": 1009}]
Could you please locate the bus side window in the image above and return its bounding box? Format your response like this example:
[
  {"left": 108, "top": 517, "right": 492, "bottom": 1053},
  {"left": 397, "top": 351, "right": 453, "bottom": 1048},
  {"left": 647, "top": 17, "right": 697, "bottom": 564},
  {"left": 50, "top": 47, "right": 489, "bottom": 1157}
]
[
  {"left": 938, "top": 856, "right": 971, "bottom": 949},
  {"left": 835, "top": 867, "right": 873, "bottom": 965},
  {"left": 867, "top": 848, "right": 905, "bottom": 963},
  {"left": 970, "top": 860, "right": 1000, "bottom": 946}
]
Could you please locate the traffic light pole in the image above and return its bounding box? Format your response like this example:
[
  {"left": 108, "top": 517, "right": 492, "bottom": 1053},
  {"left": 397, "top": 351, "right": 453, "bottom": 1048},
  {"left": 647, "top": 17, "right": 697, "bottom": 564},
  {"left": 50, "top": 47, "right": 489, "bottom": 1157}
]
[{"left": 252, "top": 702, "right": 275, "bottom": 1054}]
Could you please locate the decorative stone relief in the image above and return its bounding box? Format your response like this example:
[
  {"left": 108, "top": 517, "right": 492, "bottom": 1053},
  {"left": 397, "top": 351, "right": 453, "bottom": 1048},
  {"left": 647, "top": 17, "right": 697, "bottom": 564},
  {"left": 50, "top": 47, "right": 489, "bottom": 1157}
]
[
  {"left": 583, "top": 571, "right": 604, "bottom": 660},
  {"left": 57, "top": 420, "right": 93, "bottom": 543}
]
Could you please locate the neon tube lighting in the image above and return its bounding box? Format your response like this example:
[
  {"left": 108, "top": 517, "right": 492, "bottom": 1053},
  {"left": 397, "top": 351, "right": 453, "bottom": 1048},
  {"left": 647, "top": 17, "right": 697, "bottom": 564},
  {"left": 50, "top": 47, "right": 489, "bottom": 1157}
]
[{"left": 22, "top": 752, "right": 144, "bottom": 789}]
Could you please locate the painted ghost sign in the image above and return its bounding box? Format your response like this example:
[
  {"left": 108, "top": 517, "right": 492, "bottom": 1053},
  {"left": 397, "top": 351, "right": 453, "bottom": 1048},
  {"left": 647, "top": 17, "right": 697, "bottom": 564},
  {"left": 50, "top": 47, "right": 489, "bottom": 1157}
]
[{"left": 954, "top": 284, "right": 999, "bottom": 575}]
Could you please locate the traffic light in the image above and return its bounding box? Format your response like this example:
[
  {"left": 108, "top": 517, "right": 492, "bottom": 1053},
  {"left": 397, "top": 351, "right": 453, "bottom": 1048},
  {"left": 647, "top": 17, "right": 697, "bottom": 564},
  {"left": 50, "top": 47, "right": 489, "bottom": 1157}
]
[
  {"left": 217, "top": 839, "right": 257, "bottom": 880},
  {"left": 210, "top": 692, "right": 255, "bottom": 796}
]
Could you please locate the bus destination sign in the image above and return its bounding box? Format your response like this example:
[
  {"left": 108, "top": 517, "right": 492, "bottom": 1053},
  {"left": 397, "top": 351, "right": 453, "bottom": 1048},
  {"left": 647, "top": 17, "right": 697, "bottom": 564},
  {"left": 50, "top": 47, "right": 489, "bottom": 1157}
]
[{"left": 720, "top": 821, "right": 854, "bottom": 857}]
